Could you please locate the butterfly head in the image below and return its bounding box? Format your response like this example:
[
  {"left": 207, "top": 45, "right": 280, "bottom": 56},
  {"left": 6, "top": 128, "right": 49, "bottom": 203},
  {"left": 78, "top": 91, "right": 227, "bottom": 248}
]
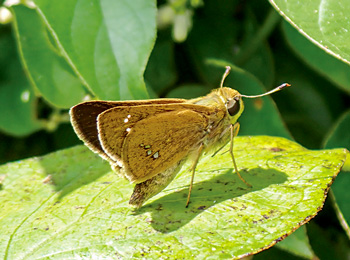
[
  {"left": 219, "top": 87, "right": 245, "bottom": 124},
  {"left": 219, "top": 66, "right": 290, "bottom": 124}
]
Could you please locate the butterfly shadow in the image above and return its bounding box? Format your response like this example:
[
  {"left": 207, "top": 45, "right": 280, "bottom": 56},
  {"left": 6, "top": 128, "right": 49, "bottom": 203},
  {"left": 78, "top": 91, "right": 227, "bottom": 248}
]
[{"left": 133, "top": 167, "right": 287, "bottom": 233}]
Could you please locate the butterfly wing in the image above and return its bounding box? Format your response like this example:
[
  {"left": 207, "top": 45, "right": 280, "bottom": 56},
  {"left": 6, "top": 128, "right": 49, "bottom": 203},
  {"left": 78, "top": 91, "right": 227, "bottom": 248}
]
[
  {"left": 70, "top": 101, "right": 120, "bottom": 159},
  {"left": 69, "top": 99, "right": 186, "bottom": 160},
  {"left": 97, "top": 104, "right": 217, "bottom": 183}
]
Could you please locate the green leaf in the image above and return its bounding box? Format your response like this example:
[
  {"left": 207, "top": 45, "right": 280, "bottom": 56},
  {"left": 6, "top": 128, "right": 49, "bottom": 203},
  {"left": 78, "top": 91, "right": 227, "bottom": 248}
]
[
  {"left": 323, "top": 110, "right": 350, "bottom": 238},
  {"left": 185, "top": 1, "right": 239, "bottom": 86},
  {"left": 166, "top": 84, "right": 210, "bottom": 99},
  {"left": 324, "top": 110, "right": 350, "bottom": 153},
  {"left": 0, "top": 25, "right": 43, "bottom": 136},
  {"left": 0, "top": 136, "right": 347, "bottom": 259},
  {"left": 324, "top": 109, "right": 350, "bottom": 173},
  {"left": 269, "top": 0, "right": 350, "bottom": 65},
  {"left": 275, "top": 226, "right": 315, "bottom": 259},
  {"left": 12, "top": 5, "right": 85, "bottom": 108},
  {"left": 283, "top": 21, "right": 350, "bottom": 94},
  {"left": 0, "top": 81, "right": 41, "bottom": 136},
  {"left": 145, "top": 39, "right": 177, "bottom": 94},
  {"left": 271, "top": 39, "right": 339, "bottom": 149},
  {"left": 12, "top": 5, "right": 86, "bottom": 108},
  {"left": 186, "top": 2, "right": 274, "bottom": 88},
  {"left": 307, "top": 220, "right": 350, "bottom": 259},
  {"left": 234, "top": 9, "right": 277, "bottom": 87},
  {"left": 254, "top": 245, "right": 308, "bottom": 260},
  {"left": 33, "top": 0, "right": 157, "bottom": 100}
]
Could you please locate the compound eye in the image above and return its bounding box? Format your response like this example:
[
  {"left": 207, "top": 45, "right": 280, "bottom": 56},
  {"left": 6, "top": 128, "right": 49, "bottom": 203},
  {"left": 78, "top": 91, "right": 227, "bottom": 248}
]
[{"left": 227, "top": 97, "right": 241, "bottom": 116}]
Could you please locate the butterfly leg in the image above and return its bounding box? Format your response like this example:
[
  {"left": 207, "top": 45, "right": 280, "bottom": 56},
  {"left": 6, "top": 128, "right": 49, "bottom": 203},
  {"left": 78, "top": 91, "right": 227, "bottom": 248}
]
[
  {"left": 186, "top": 143, "right": 205, "bottom": 207},
  {"left": 230, "top": 123, "right": 252, "bottom": 187}
]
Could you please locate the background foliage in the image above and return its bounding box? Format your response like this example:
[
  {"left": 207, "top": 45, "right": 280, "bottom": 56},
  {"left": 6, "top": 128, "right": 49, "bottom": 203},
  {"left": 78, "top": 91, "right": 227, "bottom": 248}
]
[{"left": 0, "top": 0, "right": 349, "bottom": 259}]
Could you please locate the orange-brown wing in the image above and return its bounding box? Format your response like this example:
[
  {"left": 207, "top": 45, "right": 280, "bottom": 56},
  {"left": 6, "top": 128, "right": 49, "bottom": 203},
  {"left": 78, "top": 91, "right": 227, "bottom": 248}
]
[
  {"left": 97, "top": 104, "right": 217, "bottom": 183},
  {"left": 69, "top": 99, "right": 186, "bottom": 160},
  {"left": 123, "top": 110, "right": 209, "bottom": 183}
]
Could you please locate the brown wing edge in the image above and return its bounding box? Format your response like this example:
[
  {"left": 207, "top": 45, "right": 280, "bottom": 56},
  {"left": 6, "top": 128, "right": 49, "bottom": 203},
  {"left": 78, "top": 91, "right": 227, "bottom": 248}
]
[
  {"left": 69, "top": 102, "right": 118, "bottom": 160},
  {"left": 69, "top": 99, "right": 186, "bottom": 161}
]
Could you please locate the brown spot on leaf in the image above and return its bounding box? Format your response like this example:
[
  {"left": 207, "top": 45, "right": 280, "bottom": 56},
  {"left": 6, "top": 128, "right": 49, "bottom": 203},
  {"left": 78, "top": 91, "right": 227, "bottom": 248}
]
[{"left": 270, "top": 147, "right": 284, "bottom": 152}]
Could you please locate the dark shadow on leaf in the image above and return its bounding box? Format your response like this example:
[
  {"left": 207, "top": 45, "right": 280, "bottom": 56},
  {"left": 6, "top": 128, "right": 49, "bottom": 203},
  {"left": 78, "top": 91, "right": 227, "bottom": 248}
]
[
  {"left": 133, "top": 168, "right": 287, "bottom": 233},
  {"left": 39, "top": 146, "right": 111, "bottom": 200}
]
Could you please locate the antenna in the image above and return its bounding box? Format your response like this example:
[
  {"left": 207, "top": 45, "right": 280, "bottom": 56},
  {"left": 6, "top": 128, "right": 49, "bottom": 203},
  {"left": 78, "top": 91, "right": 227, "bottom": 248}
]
[
  {"left": 220, "top": 66, "right": 231, "bottom": 88},
  {"left": 240, "top": 83, "right": 291, "bottom": 98},
  {"left": 219, "top": 66, "right": 291, "bottom": 96}
]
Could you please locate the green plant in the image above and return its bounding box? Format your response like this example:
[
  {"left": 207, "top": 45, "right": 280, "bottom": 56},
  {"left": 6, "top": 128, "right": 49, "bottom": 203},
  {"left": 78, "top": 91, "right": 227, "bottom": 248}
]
[{"left": 0, "top": 0, "right": 349, "bottom": 259}]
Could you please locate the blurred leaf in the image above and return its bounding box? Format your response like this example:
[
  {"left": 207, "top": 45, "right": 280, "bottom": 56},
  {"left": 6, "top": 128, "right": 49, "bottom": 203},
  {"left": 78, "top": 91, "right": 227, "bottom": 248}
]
[
  {"left": 343, "top": 154, "right": 350, "bottom": 172},
  {"left": 0, "top": 136, "right": 347, "bottom": 259},
  {"left": 235, "top": 8, "right": 278, "bottom": 87},
  {"left": 275, "top": 226, "right": 315, "bottom": 259},
  {"left": 240, "top": 38, "right": 274, "bottom": 89},
  {"left": 283, "top": 21, "right": 350, "bottom": 94},
  {"left": 330, "top": 174, "right": 350, "bottom": 239},
  {"left": 0, "top": 81, "right": 41, "bottom": 136},
  {"left": 187, "top": 1, "right": 274, "bottom": 89},
  {"left": 0, "top": 26, "right": 42, "bottom": 136},
  {"left": 307, "top": 221, "right": 350, "bottom": 260},
  {"left": 186, "top": 0, "right": 239, "bottom": 85},
  {"left": 323, "top": 110, "right": 350, "bottom": 237},
  {"left": 254, "top": 246, "right": 306, "bottom": 260},
  {"left": 272, "top": 39, "right": 340, "bottom": 149},
  {"left": 279, "top": 80, "right": 333, "bottom": 140},
  {"left": 324, "top": 110, "right": 350, "bottom": 152},
  {"left": 144, "top": 36, "right": 177, "bottom": 94},
  {"left": 12, "top": 5, "right": 86, "bottom": 108},
  {"left": 270, "top": 0, "right": 350, "bottom": 65},
  {"left": 166, "top": 84, "right": 209, "bottom": 99},
  {"left": 33, "top": 0, "right": 157, "bottom": 100}
]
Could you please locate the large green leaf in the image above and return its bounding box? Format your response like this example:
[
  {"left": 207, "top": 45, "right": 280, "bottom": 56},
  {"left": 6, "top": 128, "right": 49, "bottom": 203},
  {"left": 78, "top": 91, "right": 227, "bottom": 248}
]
[
  {"left": 12, "top": 5, "right": 86, "bottom": 108},
  {"left": 270, "top": 0, "right": 350, "bottom": 65},
  {"left": 33, "top": 0, "right": 156, "bottom": 100},
  {"left": 282, "top": 21, "right": 350, "bottom": 94},
  {"left": 0, "top": 25, "right": 43, "bottom": 136},
  {"left": 0, "top": 136, "right": 347, "bottom": 259}
]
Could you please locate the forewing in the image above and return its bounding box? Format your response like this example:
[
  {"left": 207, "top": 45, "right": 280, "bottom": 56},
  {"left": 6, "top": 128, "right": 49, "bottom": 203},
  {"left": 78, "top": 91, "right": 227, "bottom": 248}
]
[
  {"left": 70, "top": 101, "right": 120, "bottom": 158},
  {"left": 122, "top": 109, "right": 210, "bottom": 183},
  {"left": 70, "top": 99, "right": 185, "bottom": 159},
  {"left": 97, "top": 103, "right": 217, "bottom": 166}
]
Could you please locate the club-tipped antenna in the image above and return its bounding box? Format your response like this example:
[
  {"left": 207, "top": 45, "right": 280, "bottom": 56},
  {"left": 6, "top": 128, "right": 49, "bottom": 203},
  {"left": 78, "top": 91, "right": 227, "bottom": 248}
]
[
  {"left": 220, "top": 66, "right": 231, "bottom": 88},
  {"left": 240, "top": 83, "right": 291, "bottom": 98},
  {"left": 219, "top": 66, "right": 290, "bottom": 97}
]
